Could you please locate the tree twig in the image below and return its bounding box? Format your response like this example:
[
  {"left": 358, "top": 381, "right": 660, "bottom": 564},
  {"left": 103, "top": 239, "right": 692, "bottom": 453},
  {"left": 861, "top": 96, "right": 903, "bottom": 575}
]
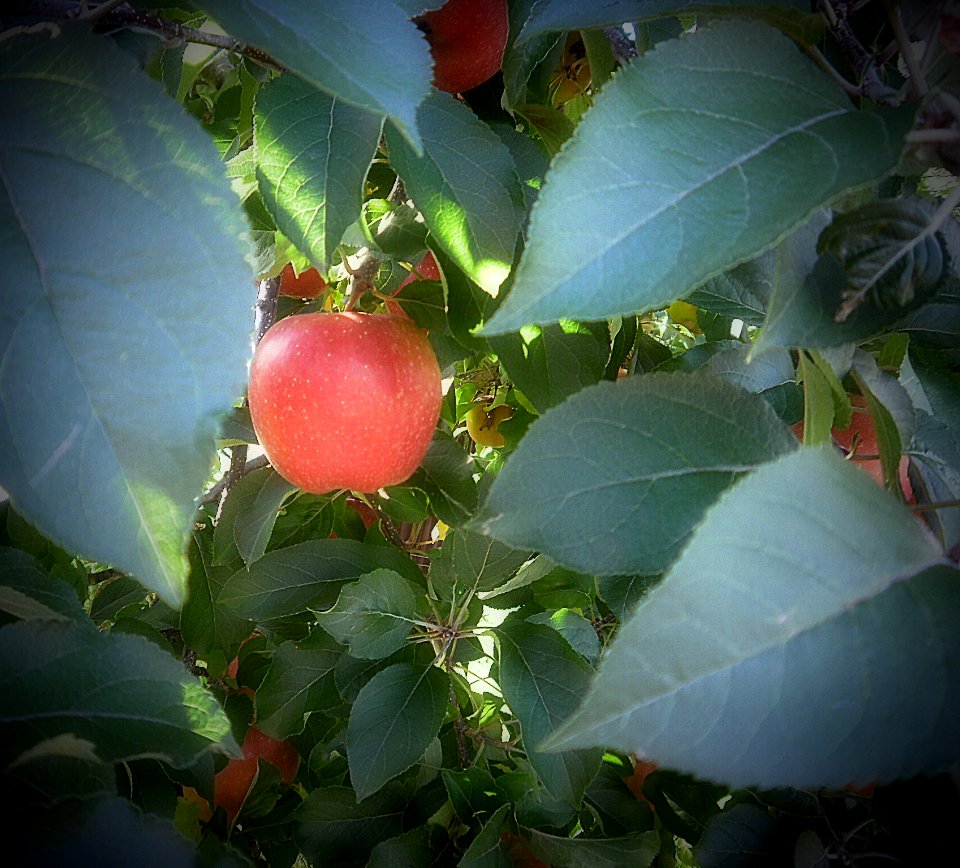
[
  {"left": 201, "top": 454, "right": 270, "bottom": 504},
  {"left": 882, "top": 0, "right": 928, "bottom": 98},
  {"left": 8, "top": 0, "right": 285, "bottom": 72}
]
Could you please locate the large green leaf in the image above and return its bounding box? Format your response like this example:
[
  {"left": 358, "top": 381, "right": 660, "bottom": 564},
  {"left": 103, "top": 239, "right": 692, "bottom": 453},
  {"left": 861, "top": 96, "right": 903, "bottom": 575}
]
[
  {"left": 212, "top": 467, "right": 297, "bottom": 567},
  {"left": 316, "top": 569, "right": 422, "bottom": 659},
  {"left": 217, "top": 538, "right": 423, "bottom": 620},
  {"left": 180, "top": 528, "right": 253, "bottom": 660},
  {"left": 196, "top": 1, "right": 429, "bottom": 150},
  {"left": 497, "top": 622, "right": 603, "bottom": 807},
  {"left": 347, "top": 662, "right": 449, "bottom": 800},
  {"left": 525, "top": 828, "right": 660, "bottom": 868},
  {"left": 482, "top": 20, "right": 914, "bottom": 334},
  {"left": 385, "top": 91, "right": 525, "bottom": 298},
  {"left": 0, "top": 30, "right": 253, "bottom": 607},
  {"left": 0, "top": 548, "right": 86, "bottom": 622},
  {"left": 546, "top": 448, "right": 958, "bottom": 790},
  {"left": 459, "top": 803, "right": 513, "bottom": 868},
  {"left": 490, "top": 320, "right": 611, "bottom": 412},
  {"left": 254, "top": 634, "right": 342, "bottom": 739},
  {"left": 0, "top": 619, "right": 238, "bottom": 769},
  {"left": 255, "top": 75, "right": 383, "bottom": 271},
  {"left": 296, "top": 784, "right": 406, "bottom": 867},
  {"left": 471, "top": 372, "right": 797, "bottom": 575},
  {"left": 516, "top": 0, "right": 816, "bottom": 41},
  {"left": 429, "top": 528, "right": 532, "bottom": 600},
  {"left": 756, "top": 240, "right": 954, "bottom": 352},
  {"left": 402, "top": 432, "right": 479, "bottom": 528}
]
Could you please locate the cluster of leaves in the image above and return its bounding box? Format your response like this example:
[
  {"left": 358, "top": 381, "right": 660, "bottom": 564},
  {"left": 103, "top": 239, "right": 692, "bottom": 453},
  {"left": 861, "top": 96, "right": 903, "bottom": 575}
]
[{"left": 2, "top": 1, "right": 960, "bottom": 866}]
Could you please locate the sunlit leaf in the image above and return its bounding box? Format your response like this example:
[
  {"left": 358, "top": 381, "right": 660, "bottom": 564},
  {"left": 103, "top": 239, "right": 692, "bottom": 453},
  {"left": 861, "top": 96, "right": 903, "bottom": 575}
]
[
  {"left": 483, "top": 20, "right": 913, "bottom": 333},
  {"left": 256, "top": 75, "right": 383, "bottom": 270}
]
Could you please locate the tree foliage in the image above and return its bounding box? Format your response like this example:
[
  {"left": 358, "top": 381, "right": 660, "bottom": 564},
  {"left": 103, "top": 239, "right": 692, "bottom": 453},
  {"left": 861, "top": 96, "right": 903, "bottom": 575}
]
[{"left": 2, "top": 1, "right": 959, "bottom": 865}]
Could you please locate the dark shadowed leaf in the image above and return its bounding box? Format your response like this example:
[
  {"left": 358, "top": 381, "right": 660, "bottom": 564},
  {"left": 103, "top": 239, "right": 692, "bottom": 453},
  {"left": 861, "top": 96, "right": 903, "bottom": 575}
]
[
  {"left": 483, "top": 20, "right": 913, "bottom": 333},
  {"left": 525, "top": 827, "right": 660, "bottom": 867},
  {"left": 254, "top": 634, "right": 343, "bottom": 738},
  {"left": 0, "top": 30, "right": 253, "bottom": 606},
  {"left": 296, "top": 783, "right": 406, "bottom": 867},
  {"left": 490, "top": 320, "right": 611, "bottom": 412},
  {"left": 459, "top": 803, "right": 513, "bottom": 867},
  {"left": 0, "top": 619, "right": 237, "bottom": 769},
  {"left": 472, "top": 373, "right": 797, "bottom": 575},
  {"left": 316, "top": 569, "right": 423, "bottom": 659},
  {"left": 547, "top": 448, "right": 957, "bottom": 790},
  {"left": 347, "top": 662, "right": 449, "bottom": 799},
  {"left": 212, "top": 467, "right": 297, "bottom": 567},
  {"left": 497, "top": 621, "right": 602, "bottom": 806},
  {"left": 218, "top": 538, "right": 423, "bottom": 620},
  {"left": 0, "top": 548, "right": 86, "bottom": 622}
]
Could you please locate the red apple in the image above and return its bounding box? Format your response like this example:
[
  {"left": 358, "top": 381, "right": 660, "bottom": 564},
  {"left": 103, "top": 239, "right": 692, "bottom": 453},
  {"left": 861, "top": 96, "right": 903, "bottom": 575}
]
[
  {"left": 213, "top": 727, "right": 300, "bottom": 823},
  {"left": 417, "top": 0, "right": 509, "bottom": 94},
  {"left": 247, "top": 312, "right": 442, "bottom": 493},
  {"left": 279, "top": 263, "right": 327, "bottom": 299}
]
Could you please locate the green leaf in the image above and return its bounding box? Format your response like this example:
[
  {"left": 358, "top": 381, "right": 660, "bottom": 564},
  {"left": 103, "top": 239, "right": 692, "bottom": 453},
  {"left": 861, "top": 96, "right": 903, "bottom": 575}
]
[
  {"left": 253, "top": 634, "right": 342, "bottom": 738},
  {"left": 218, "top": 538, "right": 423, "bottom": 620},
  {"left": 362, "top": 199, "right": 429, "bottom": 260},
  {"left": 694, "top": 803, "right": 780, "bottom": 868},
  {"left": 527, "top": 609, "right": 601, "bottom": 664},
  {"left": 196, "top": 1, "right": 429, "bottom": 150},
  {"left": 316, "top": 569, "right": 422, "bottom": 659},
  {"left": 472, "top": 373, "right": 797, "bottom": 575},
  {"left": 497, "top": 621, "right": 603, "bottom": 806},
  {"left": 547, "top": 448, "right": 957, "bottom": 790},
  {"left": 404, "top": 432, "right": 480, "bottom": 528},
  {"left": 256, "top": 75, "right": 383, "bottom": 270},
  {"left": 180, "top": 527, "right": 253, "bottom": 660},
  {"left": 368, "top": 828, "right": 437, "bottom": 868},
  {"left": 296, "top": 784, "right": 406, "bottom": 867},
  {"left": 212, "top": 467, "right": 297, "bottom": 567},
  {"left": 0, "top": 548, "right": 86, "bottom": 622},
  {"left": 385, "top": 91, "right": 525, "bottom": 298},
  {"left": 347, "top": 662, "right": 449, "bottom": 800},
  {"left": 459, "top": 803, "right": 513, "bottom": 868},
  {"left": 443, "top": 767, "right": 509, "bottom": 825},
  {"left": 0, "top": 619, "right": 237, "bottom": 769},
  {"left": 797, "top": 351, "right": 836, "bottom": 445},
  {"left": 0, "top": 29, "right": 253, "bottom": 607},
  {"left": 525, "top": 828, "right": 660, "bottom": 868},
  {"left": 490, "top": 320, "right": 612, "bottom": 412},
  {"left": 517, "top": 0, "right": 810, "bottom": 40},
  {"left": 483, "top": 20, "right": 914, "bottom": 333},
  {"left": 699, "top": 344, "right": 794, "bottom": 396},
  {"left": 430, "top": 527, "right": 532, "bottom": 601}
]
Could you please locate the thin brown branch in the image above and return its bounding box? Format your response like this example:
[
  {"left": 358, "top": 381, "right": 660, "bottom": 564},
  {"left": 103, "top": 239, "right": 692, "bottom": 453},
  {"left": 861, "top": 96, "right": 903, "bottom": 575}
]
[
  {"left": 9, "top": 1, "right": 285, "bottom": 72},
  {"left": 200, "top": 454, "right": 270, "bottom": 505}
]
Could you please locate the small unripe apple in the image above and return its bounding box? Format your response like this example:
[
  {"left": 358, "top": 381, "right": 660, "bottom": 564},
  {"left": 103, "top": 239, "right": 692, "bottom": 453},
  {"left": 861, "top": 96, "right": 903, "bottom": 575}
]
[
  {"left": 465, "top": 403, "right": 513, "bottom": 448},
  {"left": 248, "top": 312, "right": 442, "bottom": 493},
  {"left": 279, "top": 263, "right": 327, "bottom": 299},
  {"left": 417, "top": 0, "right": 509, "bottom": 94}
]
